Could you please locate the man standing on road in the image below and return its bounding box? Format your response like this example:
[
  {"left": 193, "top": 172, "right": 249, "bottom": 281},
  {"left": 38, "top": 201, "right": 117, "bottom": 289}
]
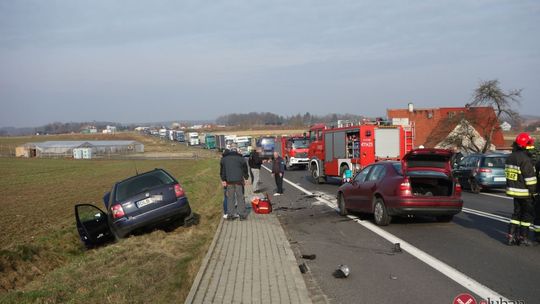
[
  {"left": 505, "top": 133, "right": 537, "bottom": 246},
  {"left": 220, "top": 144, "right": 250, "bottom": 220},
  {"left": 271, "top": 151, "right": 285, "bottom": 196},
  {"left": 249, "top": 147, "right": 264, "bottom": 193}
]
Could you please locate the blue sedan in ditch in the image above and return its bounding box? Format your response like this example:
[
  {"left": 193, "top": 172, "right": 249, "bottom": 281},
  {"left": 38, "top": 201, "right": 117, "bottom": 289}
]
[{"left": 75, "top": 168, "right": 193, "bottom": 248}]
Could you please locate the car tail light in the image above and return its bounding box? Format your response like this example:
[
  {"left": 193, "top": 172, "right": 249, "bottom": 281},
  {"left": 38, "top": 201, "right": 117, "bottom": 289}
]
[
  {"left": 454, "top": 182, "right": 462, "bottom": 196},
  {"left": 474, "top": 168, "right": 492, "bottom": 174},
  {"left": 111, "top": 204, "right": 125, "bottom": 219},
  {"left": 174, "top": 184, "right": 185, "bottom": 198},
  {"left": 399, "top": 177, "right": 412, "bottom": 196}
]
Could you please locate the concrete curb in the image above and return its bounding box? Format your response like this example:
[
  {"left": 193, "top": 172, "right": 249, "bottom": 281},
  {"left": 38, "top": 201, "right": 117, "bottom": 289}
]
[{"left": 184, "top": 217, "right": 224, "bottom": 304}]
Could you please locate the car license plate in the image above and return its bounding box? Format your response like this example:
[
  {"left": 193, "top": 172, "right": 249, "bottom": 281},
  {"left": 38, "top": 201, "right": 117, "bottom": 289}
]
[
  {"left": 494, "top": 177, "right": 506, "bottom": 182},
  {"left": 137, "top": 195, "right": 163, "bottom": 208}
]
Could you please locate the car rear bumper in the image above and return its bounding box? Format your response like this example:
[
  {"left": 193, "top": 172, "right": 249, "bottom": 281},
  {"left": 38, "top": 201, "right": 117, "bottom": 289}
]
[
  {"left": 112, "top": 197, "right": 191, "bottom": 237},
  {"left": 477, "top": 179, "right": 506, "bottom": 189},
  {"left": 388, "top": 198, "right": 463, "bottom": 216}
]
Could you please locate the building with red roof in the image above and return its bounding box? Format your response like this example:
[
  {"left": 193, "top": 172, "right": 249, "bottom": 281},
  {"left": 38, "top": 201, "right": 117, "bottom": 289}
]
[{"left": 387, "top": 105, "right": 505, "bottom": 152}]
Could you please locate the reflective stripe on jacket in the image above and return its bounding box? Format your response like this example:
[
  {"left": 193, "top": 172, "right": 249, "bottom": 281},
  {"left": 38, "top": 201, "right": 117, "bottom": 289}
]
[{"left": 505, "top": 150, "right": 537, "bottom": 197}]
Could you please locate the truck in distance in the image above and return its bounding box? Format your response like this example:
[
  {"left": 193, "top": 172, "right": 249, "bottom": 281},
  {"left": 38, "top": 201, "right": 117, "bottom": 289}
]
[
  {"left": 277, "top": 135, "right": 310, "bottom": 170},
  {"left": 188, "top": 132, "right": 200, "bottom": 146},
  {"left": 257, "top": 136, "right": 276, "bottom": 159},
  {"left": 308, "top": 121, "right": 414, "bottom": 183}
]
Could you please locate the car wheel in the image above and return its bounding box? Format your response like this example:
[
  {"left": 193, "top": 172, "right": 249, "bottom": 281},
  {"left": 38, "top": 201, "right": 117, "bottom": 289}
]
[
  {"left": 469, "top": 178, "right": 481, "bottom": 194},
  {"left": 183, "top": 211, "right": 196, "bottom": 227},
  {"left": 311, "top": 166, "right": 325, "bottom": 184},
  {"left": 338, "top": 193, "right": 348, "bottom": 216},
  {"left": 373, "top": 197, "right": 391, "bottom": 226},
  {"left": 436, "top": 215, "right": 454, "bottom": 223}
]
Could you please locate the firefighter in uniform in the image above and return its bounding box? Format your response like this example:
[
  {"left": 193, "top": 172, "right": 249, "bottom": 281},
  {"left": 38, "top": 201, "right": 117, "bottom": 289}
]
[{"left": 505, "top": 132, "right": 537, "bottom": 246}]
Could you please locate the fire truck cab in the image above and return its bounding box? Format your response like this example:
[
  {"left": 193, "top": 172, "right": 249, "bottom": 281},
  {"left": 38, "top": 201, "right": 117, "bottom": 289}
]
[
  {"left": 308, "top": 122, "right": 413, "bottom": 184},
  {"left": 276, "top": 135, "right": 310, "bottom": 170}
]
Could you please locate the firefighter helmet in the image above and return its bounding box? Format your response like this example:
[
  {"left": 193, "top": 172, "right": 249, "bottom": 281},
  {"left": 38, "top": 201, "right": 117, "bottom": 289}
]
[{"left": 515, "top": 132, "right": 535, "bottom": 149}]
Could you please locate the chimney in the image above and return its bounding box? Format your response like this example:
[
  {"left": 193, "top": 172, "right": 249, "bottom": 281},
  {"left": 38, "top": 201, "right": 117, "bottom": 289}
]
[{"left": 408, "top": 103, "right": 414, "bottom": 113}]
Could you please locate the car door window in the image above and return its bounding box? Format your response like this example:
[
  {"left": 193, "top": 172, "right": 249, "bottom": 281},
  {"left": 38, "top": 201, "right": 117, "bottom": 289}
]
[
  {"left": 354, "top": 166, "right": 372, "bottom": 183},
  {"left": 471, "top": 156, "right": 480, "bottom": 168},
  {"left": 366, "top": 165, "right": 386, "bottom": 182},
  {"left": 75, "top": 204, "right": 112, "bottom": 248},
  {"left": 458, "top": 157, "right": 468, "bottom": 168}
]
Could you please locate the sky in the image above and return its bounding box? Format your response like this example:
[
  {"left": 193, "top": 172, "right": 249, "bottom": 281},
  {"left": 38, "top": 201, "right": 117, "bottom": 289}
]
[{"left": 0, "top": 0, "right": 539, "bottom": 127}]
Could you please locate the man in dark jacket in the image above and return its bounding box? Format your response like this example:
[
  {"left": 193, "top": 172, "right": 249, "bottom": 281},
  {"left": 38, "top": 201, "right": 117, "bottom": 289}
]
[
  {"left": 505, "top": 133, "right": 537, "bottom": 246},
  {"left": 248, "top": 147, "right": 264, "bottom": 193},
  {"left": 451, "top": 147, "right": 464, "bottom": 169},
  {"left": 220, "top": 145, "right": 250, "bottom": 220},
  {"left": 271, "top": 151, "right": 285, "bottom": 196}
]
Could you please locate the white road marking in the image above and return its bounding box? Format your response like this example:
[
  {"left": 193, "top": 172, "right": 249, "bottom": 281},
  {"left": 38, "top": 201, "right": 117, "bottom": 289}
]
[
  {"left": 262, "top": 166, "right": 509, "bottom": 301},
  {"left": 462, "top": 208, "right": 510, "bottom": 224},
  {"left": 478, "top": 192, "right": 512, "bottom": 200}
]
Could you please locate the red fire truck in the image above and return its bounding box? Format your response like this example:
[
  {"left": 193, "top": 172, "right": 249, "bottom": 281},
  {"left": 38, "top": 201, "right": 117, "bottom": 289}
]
[
  {"left": 308, "top": 122, "right": 414, "bottom": 183},
  {"left": 276, "top": 135, "right": 310, "bottom": 170}
]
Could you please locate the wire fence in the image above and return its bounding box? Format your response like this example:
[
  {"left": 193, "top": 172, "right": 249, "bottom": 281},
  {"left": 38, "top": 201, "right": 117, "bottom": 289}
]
[{"left": 0, "top": 144, "right": 17, "bottom": 157}]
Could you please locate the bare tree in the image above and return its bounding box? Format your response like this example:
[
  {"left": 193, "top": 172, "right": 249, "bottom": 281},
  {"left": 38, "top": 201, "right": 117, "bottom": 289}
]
[
  {"left": 436, "top": 115, "right": 485, "bottom": 153},
  {"left": 471, "top": 79, "right": 521, "bottom": 152}
]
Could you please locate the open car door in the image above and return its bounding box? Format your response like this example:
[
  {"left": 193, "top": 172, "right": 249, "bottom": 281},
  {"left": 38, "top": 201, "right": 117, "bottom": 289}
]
[{"left": 75, "top": 204, "right": 113, "bottom": 248}]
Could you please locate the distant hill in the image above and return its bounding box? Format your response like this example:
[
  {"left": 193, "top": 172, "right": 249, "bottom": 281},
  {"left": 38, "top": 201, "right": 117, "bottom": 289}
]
[{"left": 0, "top": 127, "right": 36, "bottom": 136}]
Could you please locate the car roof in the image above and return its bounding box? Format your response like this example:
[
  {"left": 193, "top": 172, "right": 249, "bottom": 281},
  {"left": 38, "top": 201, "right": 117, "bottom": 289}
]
[
  {"left": 114, "top": 168, "right": 167, "bottom": 185},
  {"left": 466, "top": 153, "right": 508, "bottom": 158},
  {"left": 370, "top": 160, "right": 399, "bottom": 165},
  {"left": 483, "top": 153, "right": 508, "bottom": 157}
]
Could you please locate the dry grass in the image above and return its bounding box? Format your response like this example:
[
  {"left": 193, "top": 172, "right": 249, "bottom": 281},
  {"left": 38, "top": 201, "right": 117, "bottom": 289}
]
[{"left": 0, "top": 156, "right": 222, "bottom": 303}]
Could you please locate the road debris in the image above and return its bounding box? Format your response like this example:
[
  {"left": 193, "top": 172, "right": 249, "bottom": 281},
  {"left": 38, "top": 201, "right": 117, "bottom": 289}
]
[
  {"left": 299, "top": 263, "right": 308, "bottom": 274},
  {"left": 301, "top": 254, "right": 316, "bottom": 260},
  {"left": 333, "top": 264, "right": 350, "bottom": 278}
]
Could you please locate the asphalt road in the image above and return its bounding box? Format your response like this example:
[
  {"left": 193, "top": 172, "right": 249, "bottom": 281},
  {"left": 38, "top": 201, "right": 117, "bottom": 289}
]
[{"left": 255, "top": 164, "right": 540, "bottom": 304}]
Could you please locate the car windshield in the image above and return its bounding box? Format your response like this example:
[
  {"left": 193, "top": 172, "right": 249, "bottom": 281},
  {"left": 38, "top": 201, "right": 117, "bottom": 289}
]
[
  {"left": 115, "top": 170, "right": 175, "bottom": 201},
  {"left": 260, "top": 138, "right": 275, "bottom": 149},
  {"left": 481, "top": 156, "right": 506, "bottom": 168},
  {"left": 261, "top": 138, "right": 275, "bottom": 145},
  {"left": 292, "top": 139, "right": 309, "bottom": 149}
]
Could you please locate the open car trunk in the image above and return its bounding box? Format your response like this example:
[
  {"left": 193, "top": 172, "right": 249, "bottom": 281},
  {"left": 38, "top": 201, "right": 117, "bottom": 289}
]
[
  {"left": 408, "top": 172, "right": 454, "bottom": 196},
  {"left": 403, "top": 149, "right": 455, "bottom": 197}
]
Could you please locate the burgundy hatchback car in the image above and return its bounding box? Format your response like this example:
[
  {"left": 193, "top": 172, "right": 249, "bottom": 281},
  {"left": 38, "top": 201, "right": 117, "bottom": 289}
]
[{"left": 337, "top": 149, "right": 463, "bottom": 225}]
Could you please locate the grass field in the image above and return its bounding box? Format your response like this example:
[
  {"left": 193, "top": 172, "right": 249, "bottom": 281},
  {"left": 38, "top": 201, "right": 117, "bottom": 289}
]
[{"left": 0, "top": 154, "right": 223, "bottom": 302}]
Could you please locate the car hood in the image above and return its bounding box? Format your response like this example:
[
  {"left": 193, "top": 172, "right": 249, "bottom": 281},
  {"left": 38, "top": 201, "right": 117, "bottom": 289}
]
[{"left": 402, "top": 148, "right": 453, "bottom": 176}]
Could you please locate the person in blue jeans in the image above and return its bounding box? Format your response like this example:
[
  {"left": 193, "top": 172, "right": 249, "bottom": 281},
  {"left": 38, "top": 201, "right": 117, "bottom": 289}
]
[{"left": 220, "top": 145, "right": 250, "bottom": 220}]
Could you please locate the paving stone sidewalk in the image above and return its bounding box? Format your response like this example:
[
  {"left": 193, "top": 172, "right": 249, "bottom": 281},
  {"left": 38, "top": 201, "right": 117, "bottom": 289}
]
[{"left": 185, "top": 185, "right": 312, "bottom": 304}]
